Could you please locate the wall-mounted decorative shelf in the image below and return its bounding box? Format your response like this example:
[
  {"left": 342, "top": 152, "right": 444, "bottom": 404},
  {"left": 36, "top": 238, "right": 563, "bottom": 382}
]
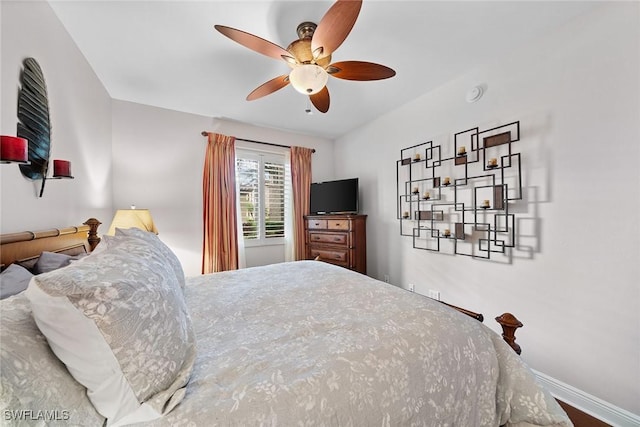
[{"left": 396, "top": 121, "right": 522, "bottom": 259}]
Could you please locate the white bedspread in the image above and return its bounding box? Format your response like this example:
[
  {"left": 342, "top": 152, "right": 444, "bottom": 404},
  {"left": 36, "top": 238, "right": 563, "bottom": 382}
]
[{"left": 135, "top": 261, "right": 571, "bottom": 427}]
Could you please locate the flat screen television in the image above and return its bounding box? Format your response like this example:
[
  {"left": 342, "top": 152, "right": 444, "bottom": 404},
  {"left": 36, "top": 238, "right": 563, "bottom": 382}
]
[{"left": 309, "top": 178, "right": 359, "bottom": 214}]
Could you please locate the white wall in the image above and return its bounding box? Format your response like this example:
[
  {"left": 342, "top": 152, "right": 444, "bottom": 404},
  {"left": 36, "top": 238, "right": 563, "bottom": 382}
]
[
  {"left": 111, "top": 102, "right": 334, "bottom": 275},
  {"left": 0, "top": 1, "right": 113, "bottom": 233},
  {"left": 334, "top": 3, "right": 639, "bottom": 416}
]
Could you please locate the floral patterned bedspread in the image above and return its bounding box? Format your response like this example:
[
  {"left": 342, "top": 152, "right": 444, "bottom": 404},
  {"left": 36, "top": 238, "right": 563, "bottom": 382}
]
[{"left": 137, "top": 261, "right": 571, "bottom": 427}]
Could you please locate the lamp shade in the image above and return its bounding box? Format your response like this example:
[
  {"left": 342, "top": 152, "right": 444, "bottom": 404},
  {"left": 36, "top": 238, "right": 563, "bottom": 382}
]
[
  {"left": 106, "top": 209, "right": 158, "bottom": 236},
  {"left": 289, "top": 64, "right": 328, "bottom": 95}
]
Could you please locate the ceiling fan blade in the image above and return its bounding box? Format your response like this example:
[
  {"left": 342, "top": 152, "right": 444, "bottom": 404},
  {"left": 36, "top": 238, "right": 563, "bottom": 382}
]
[
  {"left": 327, "top": 61, "right": 396, "bottom": 81},
  {"left": 215, "top": 25, "right": 290, "bottom": 61},
  {"left": 246, "top": 75, "right": 290, "bottom": 101},
  {"left": 311, "top": 0, "right": 362, "bottom": 59},
  {"left": 310, "top": 86, "right": 330, "bottom": 113}
]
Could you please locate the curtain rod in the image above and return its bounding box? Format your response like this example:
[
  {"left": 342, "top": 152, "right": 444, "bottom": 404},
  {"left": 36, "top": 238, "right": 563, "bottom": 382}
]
[{"left": 201, "top": 131, "right": 315, "bottom": 153}]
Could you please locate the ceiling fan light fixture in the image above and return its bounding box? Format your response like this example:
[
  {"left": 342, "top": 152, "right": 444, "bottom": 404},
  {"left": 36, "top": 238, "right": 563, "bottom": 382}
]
[
  {"left": 289, "top": 64, "right": 328, "bottom": 95},
  {"left": 215, "top": 0, "right": 395, "bottom": 112}
]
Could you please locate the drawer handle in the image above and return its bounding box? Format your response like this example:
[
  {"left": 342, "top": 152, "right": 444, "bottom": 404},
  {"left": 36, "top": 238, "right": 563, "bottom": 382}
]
[
  {"left": 334, "top": 237, "right": 341, "bottom": 241},
  {"left": 335, "top": 255, "right": 341, "bottom": 259},
  {"left": 314, "top": 222, "right": 320, "bottom": 226},
  {"left": 335, "top": 223, "right": 341, "bottom": 226}
]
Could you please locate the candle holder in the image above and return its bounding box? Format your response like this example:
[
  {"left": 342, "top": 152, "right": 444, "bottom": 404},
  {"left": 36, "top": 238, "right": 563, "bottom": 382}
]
[
  {"left": 396, "top": 119, "right": 523, "bottom": 259},
  {"left": 0, "top": 136, "right": 29, "bottom": 164},
  {"left": 39, "top": 160, "right": 74, "bottom": 200},
  {"left": 51, "top": 159, "right": 74, "bottom": 179},
  {"left": 34, "top": 162, "right": 74, "bottom": 197},
  {"left": 11, "top": 59, "right": 76, "bottom": 198},
  {"left": 0, "top": 159, "right": 30, "bottom": 165}
]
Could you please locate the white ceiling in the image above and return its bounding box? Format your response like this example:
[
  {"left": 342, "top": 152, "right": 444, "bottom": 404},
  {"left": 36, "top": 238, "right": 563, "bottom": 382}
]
[{"left": 48, "top": 0, "right": 600, "bottom": 140}]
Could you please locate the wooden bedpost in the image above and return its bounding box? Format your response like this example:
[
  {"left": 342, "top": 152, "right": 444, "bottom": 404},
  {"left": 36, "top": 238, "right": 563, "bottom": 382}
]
[
  {"left": 83, "top": 218, "right": 102, "bottom": 251},
  {"left": 495, "top": 313, "right": 523, "bottom": 355}
]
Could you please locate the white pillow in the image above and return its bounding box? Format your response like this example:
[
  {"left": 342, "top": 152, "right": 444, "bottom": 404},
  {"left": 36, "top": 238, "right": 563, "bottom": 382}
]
[
  {"left": 0, "top": 264, "right": 33, "bottom": 299},
  {"left": 26, "top": 234, "right": 196, "bottom": 426},
  {"left": 0, "top": 294, "right": 105, "bottom": 425},
  {"left": 114, "top": 227, "right": 186, "bottom": 291}
]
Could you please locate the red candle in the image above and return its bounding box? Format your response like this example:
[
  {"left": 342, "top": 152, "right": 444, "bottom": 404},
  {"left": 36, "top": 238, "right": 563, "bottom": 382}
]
[
  {"left": 0, "top": 135, "right": 28, "bottom": 163},
  {"left": 53, "top": 159, "right": 72, "bottom": 177}
]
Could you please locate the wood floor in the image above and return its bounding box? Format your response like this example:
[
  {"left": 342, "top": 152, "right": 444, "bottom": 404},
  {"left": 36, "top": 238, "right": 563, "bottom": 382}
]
[{"left": 558, "top": 400, "right": 611, "bottom": 427}]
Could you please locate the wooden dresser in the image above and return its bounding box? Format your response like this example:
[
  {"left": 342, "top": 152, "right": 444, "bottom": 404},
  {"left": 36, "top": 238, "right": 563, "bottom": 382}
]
[{"left": 304, "top": 214, "right": 367, "bottom": 274}]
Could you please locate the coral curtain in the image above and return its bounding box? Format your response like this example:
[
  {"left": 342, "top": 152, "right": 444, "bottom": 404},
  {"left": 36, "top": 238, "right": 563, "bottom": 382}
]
[
  {"left": 202, "top": 133, "right": 239, "bottom": 273},
  {"left": 289, "top": 146, "right": 313, "bottom": 261}
]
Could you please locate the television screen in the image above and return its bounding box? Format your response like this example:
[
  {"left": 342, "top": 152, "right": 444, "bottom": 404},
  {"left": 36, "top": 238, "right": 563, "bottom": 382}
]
[{"left": 310, "top": 178, "right": 359, "bottom": 214}]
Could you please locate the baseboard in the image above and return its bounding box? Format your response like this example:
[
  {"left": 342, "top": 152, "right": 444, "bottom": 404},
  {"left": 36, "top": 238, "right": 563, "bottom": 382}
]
[{"left": 533, "top": 370, "right": 640, "bottom": 427}]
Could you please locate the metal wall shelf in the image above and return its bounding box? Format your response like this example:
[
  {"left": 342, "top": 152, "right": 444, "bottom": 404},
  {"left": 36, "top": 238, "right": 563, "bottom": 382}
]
[{"left": 396, "top": 121, "right": 522, "bottom": 259}]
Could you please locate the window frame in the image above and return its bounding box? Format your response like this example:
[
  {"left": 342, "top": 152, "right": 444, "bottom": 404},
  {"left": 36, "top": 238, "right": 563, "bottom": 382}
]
[{"left": 236, "top": 149, "right": 286, "bottom": 247}]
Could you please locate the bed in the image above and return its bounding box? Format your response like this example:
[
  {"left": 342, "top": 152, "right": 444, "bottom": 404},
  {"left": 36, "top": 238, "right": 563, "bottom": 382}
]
[{"left": 0, "top": 220, "right": 572, "bottom": 427}]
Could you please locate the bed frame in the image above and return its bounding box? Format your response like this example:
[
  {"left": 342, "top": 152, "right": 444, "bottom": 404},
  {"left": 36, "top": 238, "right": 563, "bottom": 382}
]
[
  {"left": 0, "top": 218, "right": 523, "bottom": 354},
  {"left": 0, "top": 218, "right": 101, "bottom": 270}
]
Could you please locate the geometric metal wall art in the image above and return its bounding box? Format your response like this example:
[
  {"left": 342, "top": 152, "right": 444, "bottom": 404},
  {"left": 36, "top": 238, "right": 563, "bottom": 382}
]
[{"left": 396, "top": 121, "right": 522, "bottom": 259}]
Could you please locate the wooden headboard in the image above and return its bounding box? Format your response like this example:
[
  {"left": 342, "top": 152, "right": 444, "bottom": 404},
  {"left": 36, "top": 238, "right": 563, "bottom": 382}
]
[{"left": 0, "top": 218, "right": 101, "bottom": 270}]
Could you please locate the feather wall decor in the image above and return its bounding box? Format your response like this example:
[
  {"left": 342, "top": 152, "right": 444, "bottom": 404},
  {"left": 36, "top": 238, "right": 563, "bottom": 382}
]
[{"left": 17, "top": 58, "right": 51, "bottom": 197}]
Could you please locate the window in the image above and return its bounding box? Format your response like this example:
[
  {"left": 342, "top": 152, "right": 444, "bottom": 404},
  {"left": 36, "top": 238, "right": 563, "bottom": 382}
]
[{"left": 236, "top": 150, "right": 286, "bottom": 245}]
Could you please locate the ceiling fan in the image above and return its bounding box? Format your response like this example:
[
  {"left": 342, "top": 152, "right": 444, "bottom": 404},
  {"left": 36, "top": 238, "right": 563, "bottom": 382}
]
[{"left": 214, "top": 0, "right": 396, "bottom": 113}]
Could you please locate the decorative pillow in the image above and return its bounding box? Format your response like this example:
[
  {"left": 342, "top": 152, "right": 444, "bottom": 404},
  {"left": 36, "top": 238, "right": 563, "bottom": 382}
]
[
  {"left": 114, "top": 227, "right": 186, "bottom": 291},
  {"left": 0, "top": 294, "right": 105, "bottom": 426},
  {"left": 0, "top": 263, "right": 33, "bottom": 299},
  {"left": 26, "top": 234, "right": 196, "bottom": 426},
  {"left": 33, "top": 251, "right": 86, "bottom": 274}
]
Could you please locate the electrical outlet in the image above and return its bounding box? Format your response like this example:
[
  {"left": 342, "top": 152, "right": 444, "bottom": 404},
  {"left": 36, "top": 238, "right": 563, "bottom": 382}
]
[
  {"left": 383, "top": 274, "right": 390, "bottom": 283},
  {"left": 428, "top": 290, "right": 440, "bottom": 300},
  {"left": 408, "top": 284, "right": 415, "bottom": 292}
]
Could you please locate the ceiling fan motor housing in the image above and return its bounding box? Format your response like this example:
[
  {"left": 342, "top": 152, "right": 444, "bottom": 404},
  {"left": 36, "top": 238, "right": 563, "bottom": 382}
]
[
  {"left": 287, "top": 22, "right": 332, "bottom": 67},
  {"left": 296, "top": 22, "right": 317, "bottom": 39}
]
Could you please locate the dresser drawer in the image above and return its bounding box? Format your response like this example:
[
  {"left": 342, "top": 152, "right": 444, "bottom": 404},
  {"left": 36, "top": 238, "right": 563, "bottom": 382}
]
[
  {"left": 309, "top": 232, "right": 347, "bottom": 245},
  {"left": 304, "top": 214, "right": 366, "bottom": 274},
  {"left": 327, "top": 219, "right": 349, "bottom": 230},
  {"left": 307, "top": 219, "right": 328, "bottom": 230},
  {"left": 309, "top": 247, "right": 348, "bottom": 263}
]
